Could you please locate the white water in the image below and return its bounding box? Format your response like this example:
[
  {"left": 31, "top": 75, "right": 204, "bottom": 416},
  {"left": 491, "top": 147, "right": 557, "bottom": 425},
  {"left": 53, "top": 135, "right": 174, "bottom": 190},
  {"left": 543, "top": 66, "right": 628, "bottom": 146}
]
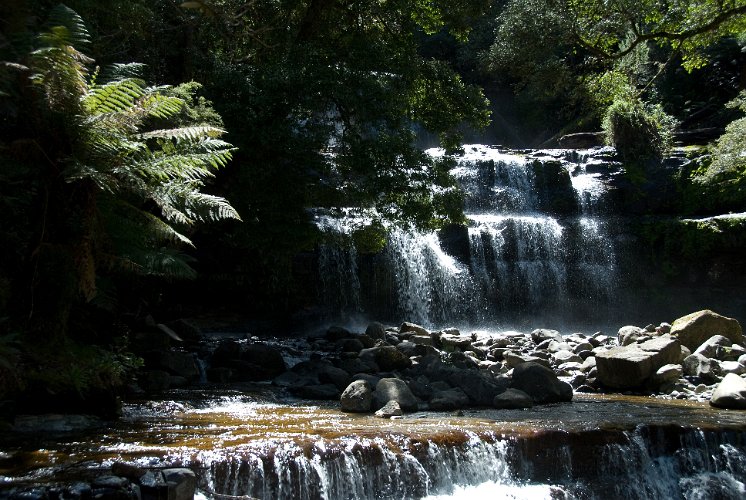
[{"left": 314, "top": 145, "right": 620, "bottom": 329}]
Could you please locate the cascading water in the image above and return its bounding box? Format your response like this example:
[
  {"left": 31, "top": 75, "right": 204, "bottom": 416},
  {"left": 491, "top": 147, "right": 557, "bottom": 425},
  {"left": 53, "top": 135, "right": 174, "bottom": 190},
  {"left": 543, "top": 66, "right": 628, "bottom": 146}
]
[{"left": 315, "top": 144, "right": 620, "bottom": 329}]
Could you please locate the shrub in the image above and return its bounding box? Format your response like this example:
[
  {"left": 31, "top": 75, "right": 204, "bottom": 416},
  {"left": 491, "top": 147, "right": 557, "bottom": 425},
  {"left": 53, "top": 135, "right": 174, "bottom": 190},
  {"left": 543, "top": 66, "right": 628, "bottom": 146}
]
[{"left": 602, "top": 98, "right": 677, "bottom": 165}]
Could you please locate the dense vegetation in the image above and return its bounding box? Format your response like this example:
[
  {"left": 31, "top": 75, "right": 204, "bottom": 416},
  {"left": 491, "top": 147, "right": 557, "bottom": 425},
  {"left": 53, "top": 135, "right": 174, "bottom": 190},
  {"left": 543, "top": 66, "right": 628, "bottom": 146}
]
[{"left": 0, "top": 0, "right": 744, "bottom": 408}]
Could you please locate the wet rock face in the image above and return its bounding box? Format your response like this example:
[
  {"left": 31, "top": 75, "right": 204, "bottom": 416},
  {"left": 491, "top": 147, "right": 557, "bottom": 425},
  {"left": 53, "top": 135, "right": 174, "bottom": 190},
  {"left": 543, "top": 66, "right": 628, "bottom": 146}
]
[
  {"left": 595, "top": 335, "right": 681, "bottom": 389},
  {"left": 670, "top": 310, "right": 743, "bottom": 350},
  {"left": 710, "top": 373, "right": 746, "bottom": 409},
  {"left": 340, "top": 380, "right": 373, "bottom": 413},
  {"left": 510, "top": 362, "right": 573, "bottom": 404}
]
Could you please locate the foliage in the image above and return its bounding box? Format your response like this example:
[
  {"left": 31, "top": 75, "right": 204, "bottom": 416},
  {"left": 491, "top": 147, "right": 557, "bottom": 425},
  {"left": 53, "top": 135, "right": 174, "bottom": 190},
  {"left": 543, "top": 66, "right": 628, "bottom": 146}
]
[
  {"left": 602, "top": 97, "right": 677, "bottom": 165},
  {"left": 691, "top": 92, "right": 746, "bottom": 211},
  {"left": 0, "top": 4, "right": 239, "bottom": 338}
]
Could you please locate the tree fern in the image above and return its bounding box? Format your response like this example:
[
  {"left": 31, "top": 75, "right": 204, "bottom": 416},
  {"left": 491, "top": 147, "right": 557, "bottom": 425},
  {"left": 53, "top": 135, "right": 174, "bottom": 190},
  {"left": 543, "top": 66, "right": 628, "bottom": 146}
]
[{"left": 27, "top": 4, "right": 240, "bottom": 305}]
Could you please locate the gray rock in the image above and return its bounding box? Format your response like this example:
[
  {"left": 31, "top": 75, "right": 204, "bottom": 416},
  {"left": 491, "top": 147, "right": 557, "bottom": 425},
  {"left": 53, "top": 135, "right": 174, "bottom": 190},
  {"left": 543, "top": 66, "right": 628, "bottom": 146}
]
[
  {"left": 337, "top": 356, "right": 379, "bottom": 375},
  {"left": 682, "top": 353, "right": 720, "bottom": 384},
  {"left": 162, "top": 468, "right": 197, "bottom": 500},
  {"left": 365, "top": 322, "right": 387, "bottom": 340},
  {"left": 694, "top": 335, "right": 733, "bottom": 360},
  {"left": 580, "top": 356, "right": 597, "bottom": 373},
  {"left": 547, "top": 341, "right": 572, "bottom": 353},
  {"left": 241, "top": 344, "right": 287, "bottom": 379},
  {"left": 670, "top": 310, "right": 743, "bottom": 350},
  {"left": 504, "top": 351, "right": 549, "bottom": 369},
  {"left": 429, "top": 388, "right": 470, "bottom": 410},
  {"left": 493, "top": 388, "right": 534, "bottom": 409},
  {"left": 595, "top": 335, "right": 681, "bottom": 389},
  {"left": 449, "top": 370, "right": 509, "bottom": 406},
  {"left": 375, "top": 400, "right": 403, "bottom": 418},
  {"left": 273, "top": 371, "right": 314, "bottom": 388},
  {"left": 326, "top": 326, "right": 351, "bottom": 341},
  {"left": 359, "top": 346, "right": 411, "bottom": 371},
  {"left": 710, "top": 373, "right": 746, "bottom": 409},
  {"left": 410, "top": 334, "right": 434, "bottom": 346},
  {"left": 531, "top": 329, "right": 563, "bottom": 343},
  {"left": 340, "top": 380, "right": 373, "bottom": 413},
  {"left": 158, "top": 351, "right": 200, "bottom": 380},
  {"left": 719, "top": 361, "right": 746, "bottom": 376},
  {"left": 375, "top": 378, "right": 418, "bottom": 411},
  {"left": 440, "top": 333, "right": 472, "bottom": 352},
  {"left": 650, "top": 364, "right": 683, "bottom": 390},
  {"left": 553, "top": 350, "right": 583, "bottom": 364},
  {"left": 400, "top": 322, "right": 429, "bottom": 336},
  {"left": 337, "top": 338, "right": 365, "bottom": 353},
  {"left": 572, "top": 342, "right": 594, "bottom": 354},
  {"left": 510, "top": 362, "right": 573, "bottom": 404},
  {"left": 618, "top": 326, "right": 646, "bottom": 346},
  {"left": 739, "top": 353, "right": 746, "bottom": 366}
]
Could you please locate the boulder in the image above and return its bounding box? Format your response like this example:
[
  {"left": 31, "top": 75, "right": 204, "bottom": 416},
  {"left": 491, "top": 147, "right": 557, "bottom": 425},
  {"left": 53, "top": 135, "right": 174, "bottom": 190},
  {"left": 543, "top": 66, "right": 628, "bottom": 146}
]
[
  {"left": 375, "top": 400, "right": 403, "bottom": 418},
  {"left": 439, "top": 333, "right": 472, "bottom": 352},
  {"left": 429, "top": 388, "right": 470, "bottom": 410},
  {"left": 211, "top": 340, "right": 242, "bottom": 366},
  {"left": 510, "top": 362, "right": 573, "bottom": 404},
  {"left": 720, "top": 361, "right": 746, "bottom": 376},
  {"left": 552, "top": 350, "right": 583, "bottom": 364},
  {"left": 340, "top": 380, "right": 373, "bottom": 413},
  {"left": 618, "top": 326, "right": 646, "bottom": 346},
  {"left": 531, "top": 328, "right": 563, "bottom": 343},
  {"left": 359, "top": 346, "right": 411, "bottom": 372},
  {"left": 449, "top": 370, "right": 509, "bottom": 406},
  {"left": 365, "top": 322, "right": 387, "bottom": 340},
  {"left": 504, "top": 351, "right": 549, "bottom": 369},
  {"left": 649, "top": 364, "right": 683, "bottom": 390},
  {"left": 595, "top": 335, "right": 681, "bottom": 389},
  {"left": 326, "top": 326, "right": 351, "bottom": 341},
  {"left": 337, "top": 338, "right": 365, "bottom": 353},
  {"left": 374, "top": 378, "right": 418, "bottom": 411},
  {"left": 493, "top": 388, "right": 534, "bottom": 409},
  {"left": 694, "top": 335, "right": 733, "bottom": 360},
  {"left": 158, "top": 351, "right": 200, "bottom": 380},
  {"left": 162, "top": 468, "right": 197, "bottom": 500},
  {"left": 670, "top": 310, "right": 743, "bottom": 350},
  {"left": 710, "top": 373, "right": 746, "bottom": 409},
  {"left": 241, "top": 344, "right": 287, "bottom": 379},
  {"left": 682, "top": 353, "right": 720, "bottom": 384},
  {"left": 400, "top": 322, "right": 429, "bottom": 336}
]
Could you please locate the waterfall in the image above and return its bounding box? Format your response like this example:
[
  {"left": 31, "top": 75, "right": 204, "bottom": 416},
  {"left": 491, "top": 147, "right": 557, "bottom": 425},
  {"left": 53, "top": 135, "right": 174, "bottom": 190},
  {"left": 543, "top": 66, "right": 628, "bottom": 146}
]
[
  {"left": 197, "top": 427, "right": 746, "bottom": 499},
  {"left": 314, "top": 145, "right": 620, "bottom": 328}
]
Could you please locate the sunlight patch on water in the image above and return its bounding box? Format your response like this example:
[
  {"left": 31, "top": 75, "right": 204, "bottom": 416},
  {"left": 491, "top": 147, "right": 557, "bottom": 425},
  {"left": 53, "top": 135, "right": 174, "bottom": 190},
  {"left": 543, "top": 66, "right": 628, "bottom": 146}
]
[{"left": 423, "top": 481, "right": 564, "bottom": 499}]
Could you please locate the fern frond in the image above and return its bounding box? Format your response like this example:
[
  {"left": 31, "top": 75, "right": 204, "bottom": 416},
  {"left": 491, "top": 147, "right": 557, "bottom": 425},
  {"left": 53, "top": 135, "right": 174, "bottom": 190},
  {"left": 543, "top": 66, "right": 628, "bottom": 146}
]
[
  {"left": 140, "top": 93, "right": 184, "bottom": 119},
  {"left": 99, "top": 62, "right": 146, "bottom": 81},
  {"left": 184, "top": 191, "right": 242, "bottom": 222},
  {"left": 43, "top": 4, "right": 91, "bottom": 47},
  {"left": 140, "top": 126, "right": 226, "bottom": 141},
  {"left": 83, "top": 78, "right": 146, "bottom": 115}
]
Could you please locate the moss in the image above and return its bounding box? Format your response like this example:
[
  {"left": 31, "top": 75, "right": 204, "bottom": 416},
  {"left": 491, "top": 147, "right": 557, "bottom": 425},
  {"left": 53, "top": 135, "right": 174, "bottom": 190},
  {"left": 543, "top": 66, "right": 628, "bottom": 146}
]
[{"left": 638, "top": 215, "right": 746, "bottom": 280}]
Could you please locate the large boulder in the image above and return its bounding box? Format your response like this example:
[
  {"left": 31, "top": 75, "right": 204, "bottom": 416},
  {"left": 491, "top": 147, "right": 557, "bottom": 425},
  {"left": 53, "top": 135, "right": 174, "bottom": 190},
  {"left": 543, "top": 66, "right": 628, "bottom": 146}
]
[
  {"left": 374, "top": 378, "right": 418, "bottom": 411},
  {"left": 365, "top": 322, "right": 387, "bottom": 340},
  {"left": 510, "top": 362, "right": 573, "bottom": 404},
  {"left": 241, "top": 344, "right": 287, "bottom": 379},
  {"left": 694, "top": 335, "right": 733, "bottom": 360},
  {"left": 449, "top": 370, "right": 508, "bottom": 406},
  {"left": 682, "top": 353, "right": 720, "bottom": 384},
  {"left": 710, "top": 373, "right": 746, "bottom": 409},
  {"left": 618, "top": 326, "right": 646, "bottom": 346},
  {"left": 400, "top": 322, "right": 429, "bottom": 336},
  {"left": 340, "top": 380, "right": 373, "bottom": 413},
  {"left": 359, "top": 346, "right": 411, "bottom": 372},
  {"left": 429, "top": 388, "right": 470, "bottom": 410},
  {"left": 595, "top": 335, "right": 681, "bottom": 389},
  {"left": 493, "top": 388, "right": 534, "bottom": 409},
  {"left": 670, "top": 310, "right": 743, "bottom": 350}
]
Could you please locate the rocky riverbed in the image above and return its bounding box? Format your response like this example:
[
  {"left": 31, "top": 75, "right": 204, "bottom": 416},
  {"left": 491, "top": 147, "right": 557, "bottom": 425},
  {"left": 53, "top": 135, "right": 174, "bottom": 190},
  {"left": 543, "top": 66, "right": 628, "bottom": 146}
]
[
  {"left": 135, "top": 308, "right": 746, "bottom": 413},
  {"left": 4, "top": 309, "right": 745, "bottom": 500}
]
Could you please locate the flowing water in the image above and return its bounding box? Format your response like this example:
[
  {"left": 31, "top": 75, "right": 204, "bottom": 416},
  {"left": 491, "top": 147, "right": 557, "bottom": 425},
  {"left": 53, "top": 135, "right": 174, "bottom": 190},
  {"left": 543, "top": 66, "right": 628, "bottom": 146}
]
[
  {"left": 316, "top": 145, "right": 622, "bottom": 329},
  {"left": 2, "top": 390, "right": 745, "bottom": 499}
]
